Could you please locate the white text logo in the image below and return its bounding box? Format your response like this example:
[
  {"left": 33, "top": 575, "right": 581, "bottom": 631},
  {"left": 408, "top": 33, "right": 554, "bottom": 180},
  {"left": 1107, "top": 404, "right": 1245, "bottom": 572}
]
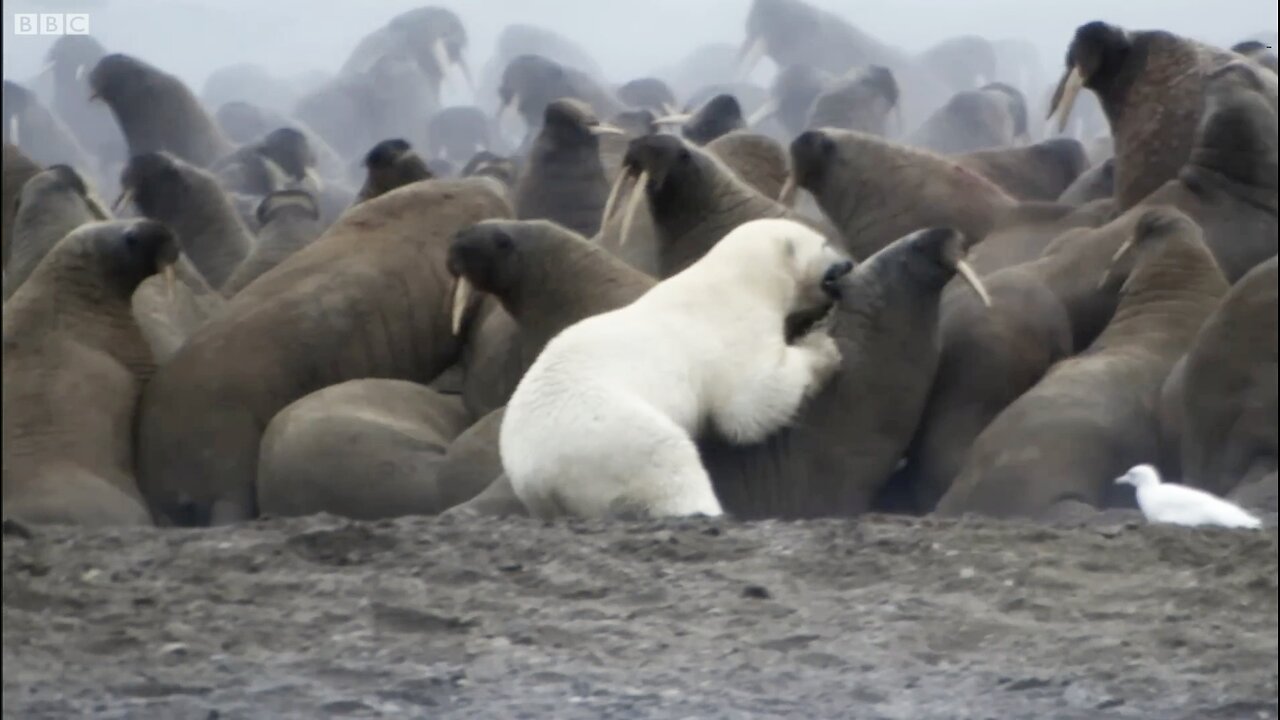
[{"left": 14, "top": 14, "right": 91, "bottom": 36}]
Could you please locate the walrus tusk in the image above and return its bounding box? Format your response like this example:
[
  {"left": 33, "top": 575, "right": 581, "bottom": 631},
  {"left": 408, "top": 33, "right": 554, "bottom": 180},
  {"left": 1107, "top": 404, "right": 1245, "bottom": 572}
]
[
  {"left": 8, "top": 116, "right": 19, "bottom": 146},
  {"left": 162, "top": 264, "right": 176, "bottom": 304},
  {"left": 261, "top": 156, "right": 290, "bottom": 192},
  {"left": 653, "top": 113, "right": 692, "bottom": 125},
  {"left": 736, "top": 35, "right": 767, "bottom": 79},
  {"left": 601, "top": 168, "right": 633, "bottom": 226},
  {"left": 589, "top": 123, "right": 626, "bottom": 136},
  {"left": 303, "top": 166, "right": 325, "bottom": 192},
  {"left": 1097, "top": 238, "right": 1136, "bottom": 289},
  {"left": 85, "top": 192, "right": 111, "bottom": 220},
  {"left": 660, "top": 102, "right": 680, "bottom": 117},
  {"left": 38, "top": 61, "right": 55, "bottom": 78},
  {"left": 777, "top": 175, "right": 797, "bottom": 207},
  {"left": 1047, "top": 65, "right": 1084, "bottom": 134},
  {"left": 619, "top": 170, "right": 649, "bottom": 246},
  {"left": 457, "top": 56, "right": 475, "bottom": 96},
  {"left": 74, "top": 64, "right": 86, "bottom": 83},
  {"left": 746, "top": 98, "right": 778, "bottom": 127},
  {"left": 955, "top": 260, "right": 992, "bottom": 307},
  {"left": 498, "top": 94, "right": 521, "bottom": 130},
  {"left": 450, "top": 276, "right": 472, "bottom": 336},
  {"left": 111, "top": 188, "right": 134, "bottom": 213},
  {"left": 432, "top": 38, "right": 454, "bottom": 85}
]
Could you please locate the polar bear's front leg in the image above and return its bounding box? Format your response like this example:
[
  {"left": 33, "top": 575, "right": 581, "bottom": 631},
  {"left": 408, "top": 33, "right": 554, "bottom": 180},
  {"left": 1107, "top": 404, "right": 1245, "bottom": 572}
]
[{"left": 710, "top": 329, "right": 842, "bottom": 444}]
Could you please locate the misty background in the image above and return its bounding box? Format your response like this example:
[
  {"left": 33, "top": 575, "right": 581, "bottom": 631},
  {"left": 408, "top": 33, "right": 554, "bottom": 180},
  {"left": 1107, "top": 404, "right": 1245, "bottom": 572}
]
[{"left": 4, "top": 0, "right": 1276, "bottom": 101}]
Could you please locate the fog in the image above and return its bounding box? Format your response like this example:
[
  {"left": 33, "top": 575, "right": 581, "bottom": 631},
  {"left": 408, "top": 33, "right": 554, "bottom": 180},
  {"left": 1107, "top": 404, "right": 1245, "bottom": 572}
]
[{"left": 4, "top": 0, "right": 1275, "bottom": 95}]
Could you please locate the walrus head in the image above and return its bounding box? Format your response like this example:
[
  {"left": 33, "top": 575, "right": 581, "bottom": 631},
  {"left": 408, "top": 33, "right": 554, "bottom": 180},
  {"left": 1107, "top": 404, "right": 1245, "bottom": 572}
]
[
  {"left": 602, "top": 134, "right": 723, "bottom": 249},
  {"left": 665, "top": 94, "right": 746, "bottom": 146},
  {"left": 258, "top": 128, "right": 317, "bottom": 185},
  {"left": 445, "top": 219, "right": 653, "bottom": 338},
  {"left": 43, "top": 35, "right": 107, "bottom": 86},
  {"left": 356, "top": 138, "right": 432, "bottom": 202},
  {"left": 539, "top": 97, "right": 624, "bottom": 147},
  {"left": 617, "top": 77, "right": 678, "bottom": 115},
  {"left": 79, "top": 219, "right": 180, "bottom": 298},
  {"left": 1049, "top": 22, "right": 1237, "bottom": 208},
  {"left": 807, "top": 65, "right": 901, "bottom": 136},
  {"left": 387, "top": 6, "right": 471, "bottom": 92},
  {"left": 461, "top": 151, "right": 519, "bottom": 188},
  {"left": 1098, "top": 206, "right": 1204, "bottom": 291},
  {"left": 784, "top": 128, "right": 837, "bottom": 204},
  {"left": 87, "top": 53, "right": 163, "bottom": 106},
  {"left": 829, "top": 227, "right": 992, "bottom": 311},
  {"left": 498, "top": 54, "right": 571, "bottom": 131},
  {"left": 750, "top": 64, "right": 830, "bottom": 133}
]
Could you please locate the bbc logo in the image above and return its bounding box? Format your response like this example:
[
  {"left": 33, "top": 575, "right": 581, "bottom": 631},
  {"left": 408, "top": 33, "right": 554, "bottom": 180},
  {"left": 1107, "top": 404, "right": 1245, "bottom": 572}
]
[{"left": 14, "top": 14, "right": 91, "bottom": 35}]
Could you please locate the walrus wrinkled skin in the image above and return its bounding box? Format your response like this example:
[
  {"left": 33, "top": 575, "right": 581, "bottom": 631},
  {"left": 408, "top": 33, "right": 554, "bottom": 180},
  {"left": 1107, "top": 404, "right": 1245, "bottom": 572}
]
[
  {"left": 4, "top": 220, "right": 179, "bottom": 526},
  {"left": 135, "top": 179, "right": 511, "bottom": 526},
  {"left": 937, "top": 208, "right": 1228, "bottom": 519},
  {"left": 256, "top": 380, "right": 472, "bottom": 519}
]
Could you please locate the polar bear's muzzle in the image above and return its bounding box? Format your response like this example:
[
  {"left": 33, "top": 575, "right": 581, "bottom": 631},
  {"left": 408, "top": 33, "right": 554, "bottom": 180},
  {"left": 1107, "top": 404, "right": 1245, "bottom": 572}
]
[{"left": 821, "top": 260, "right": 854, "bottom": 299}]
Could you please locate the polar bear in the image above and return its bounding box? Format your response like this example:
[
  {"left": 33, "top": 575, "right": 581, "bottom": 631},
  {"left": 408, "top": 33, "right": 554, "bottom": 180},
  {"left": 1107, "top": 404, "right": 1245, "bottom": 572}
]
[{"left": 500, "top": 218, "right": 852, "bottom": 520}]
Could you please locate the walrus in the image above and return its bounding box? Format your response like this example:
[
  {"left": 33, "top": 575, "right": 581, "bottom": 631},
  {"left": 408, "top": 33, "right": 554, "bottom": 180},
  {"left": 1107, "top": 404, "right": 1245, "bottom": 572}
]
[
  {"left": 427, "top": 106, "right": 493, "bottom": 166},
  {"left": 512, "top": 98, "right": 623, "bottom": 238},
  {"left": 906, "top": 84, "right": 1024, "bottom": 154},
  {"left": 497, "top": 54, "right": 623, "bottom": 139},
  {"left": 660, "top": 94, "right": 745, "bottom": 146},
  {"left": 2, "top": 143, "right": 42, "bottom": 269},
  {"left": 4, "top": 165, "right": 110, "bottom": 301},
  {"left": 905, "top": 60, "right": 1278, "bottom": 509},
  {"left": 221, "top": 190, "right": 324, "bottom": 296},
  {"left": 936, "top": 207, "right": 1229, "bottom": 518},
  {"left": 448, "top": 219, "right": 657, "bottom": 419},
  {"left": 130, "top": 252, "right": 226, "bottom": 365},
  {"left": 340, "top": 6, "right": 470, "bottom": 99},
  {"left": 88, "top": 53, "right": 236, "bottom": 168},
  {"left": 461, "top": 151, "right": 520, "bottom": 188},
  {"left": 3, "top": 220, "right": 178, "bottom": 526},
  {"left": 256, "top": 380, "right": 472, "bottom": 519},
  {"left": 749, "top": 64, "right": 833, "bottom": 136},
  {"left": 1175, "top": 256, "right": 1278, "bottom": 497},
  {"left": 957, "top": 137, "right": 1089, "bottom": 202},
  {"left": 2, "top": 81, "right": 96, "bottom": 175},
  {"left": 704, "top": 131, "right": 791, "bottom": 201},
  {"left": 805, "top": 65, "right": 900, "bottom": 136},
  {"left": 1046, "top": 22, "right": 1240, "bottom": 209},
  {"left": 115, "top": 152, "right": 253, "bottom": 291},
  {"left": 210, "top": 127, "right": 323, "bottom": 199},
  {"left": 700, "top": 226, "right": 993, "bottom": 518},
  {"left": 1057, "top": 158, "right": 1115, "bottom": 205},
  {"left": 785, "top": 128, "right": 1017, "bottom": 260},
  {"left": 918, "top": 35, "right": 998, "bottom": 94},
  {"left": 617, "top": 77, "right": 679, "bottom": 114},
  {"left": 1231, "top": 40, "right": 1278, "bottom": 74},
  {"left": 600, "top": 134, "right": 830, "bottom": 278},
  {"left": 354, "top": 138, "right": 433, "bottom": 205},
  {"left": 135, "top": 178, "right": 511, "bottom": 526},
  {"left": 43, "top": 35, "right": 125, "bottom": 169}
]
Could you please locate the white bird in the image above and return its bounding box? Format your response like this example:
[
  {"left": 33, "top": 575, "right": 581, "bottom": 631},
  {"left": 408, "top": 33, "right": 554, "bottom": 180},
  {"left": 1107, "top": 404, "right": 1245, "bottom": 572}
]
[{"left": 1115, "top": 464, "right": 1263, "bottom": 530}]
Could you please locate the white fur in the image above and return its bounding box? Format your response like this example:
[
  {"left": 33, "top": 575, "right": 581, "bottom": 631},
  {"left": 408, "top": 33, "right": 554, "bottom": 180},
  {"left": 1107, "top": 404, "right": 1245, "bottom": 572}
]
[
  {"left": 1116, "top": 464, "right": 1263, "bottom": 530},
  {"left": 500, "top": 219, "right": 845, "bottom": 520}
]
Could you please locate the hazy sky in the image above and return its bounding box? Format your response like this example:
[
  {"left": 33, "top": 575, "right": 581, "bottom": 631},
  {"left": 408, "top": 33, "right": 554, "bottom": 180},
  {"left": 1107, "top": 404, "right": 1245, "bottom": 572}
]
[{"left": 3, "top": 0, "right": 1276, "bottom": 95}]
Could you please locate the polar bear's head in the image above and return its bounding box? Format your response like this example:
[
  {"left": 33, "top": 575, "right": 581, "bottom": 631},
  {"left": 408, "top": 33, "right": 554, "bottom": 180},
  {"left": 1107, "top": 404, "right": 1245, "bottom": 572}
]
[{"left": 707, "top": 218, "right": 853, "bottom": 314}]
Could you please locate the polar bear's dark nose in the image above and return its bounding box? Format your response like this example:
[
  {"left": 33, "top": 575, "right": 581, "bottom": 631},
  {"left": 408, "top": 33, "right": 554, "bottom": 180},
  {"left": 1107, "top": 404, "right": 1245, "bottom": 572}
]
[{"left": 821, "top": 260, "right": 854, "bottom": 298}]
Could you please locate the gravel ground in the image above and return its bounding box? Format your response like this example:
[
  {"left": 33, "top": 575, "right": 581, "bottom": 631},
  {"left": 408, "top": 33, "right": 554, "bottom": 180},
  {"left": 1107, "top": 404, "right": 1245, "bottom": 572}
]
[{"left": 3, "top": 512, "right": 1277, "bottom": 720}]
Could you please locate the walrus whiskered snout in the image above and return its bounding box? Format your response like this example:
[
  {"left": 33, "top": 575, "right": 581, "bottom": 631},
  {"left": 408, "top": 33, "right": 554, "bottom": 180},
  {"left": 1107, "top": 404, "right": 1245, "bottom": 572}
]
[{"left": 821, "top": 259, "right": 854, "bottom": 298}]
